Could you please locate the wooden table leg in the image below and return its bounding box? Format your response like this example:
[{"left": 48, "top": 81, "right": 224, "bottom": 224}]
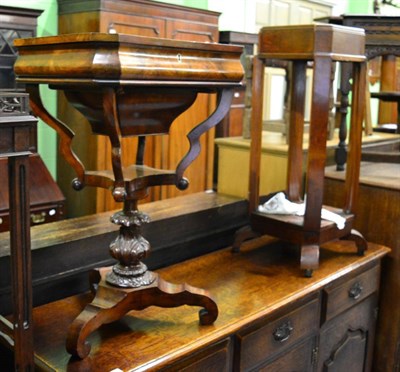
[
  {"left": 249, "top": 57, "right": 265, "bottom": 214},
  {"left": 303, "top": 56, "right": 332, "bottom": 233},
  {"left": 286, "top": 60, "right": 307, "bottom": 202},
  {"left": 8, "top": 154, "right": 34, "bottom": 371},
  {"left": 335, "top": 62, "right": 353, "bottom": 171}
]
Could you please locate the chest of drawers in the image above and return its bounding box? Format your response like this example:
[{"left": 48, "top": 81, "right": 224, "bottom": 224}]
[{"left": 3, "top": 238, "right": 387, "bottom": 371}]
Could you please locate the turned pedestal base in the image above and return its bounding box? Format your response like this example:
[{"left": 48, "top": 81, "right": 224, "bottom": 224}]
[{"left": 66, "top": 268, "right": 218, "bottom": 359}]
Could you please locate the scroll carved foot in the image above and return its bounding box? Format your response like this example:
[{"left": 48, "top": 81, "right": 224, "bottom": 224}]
[
  {"left": 231, "top": 225, "right": 261, "bottom": 253},
  {"left": 66, "top": 270, "right": 218, "bottom": 359},
  {"left": 342, "top": 228, "right": 367, "bottom": 256},
  {"left": 300, "top": 244, "right": 320, "bottom": 277}
]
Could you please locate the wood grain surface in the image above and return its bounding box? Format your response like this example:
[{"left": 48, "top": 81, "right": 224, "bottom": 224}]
[{"left": 0, "top": 238, "right": 388, "bottom": 371}]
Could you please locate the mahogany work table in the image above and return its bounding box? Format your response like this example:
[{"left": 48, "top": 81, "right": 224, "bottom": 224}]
[
  {"left": 0, "top": 238, "right": 389, "bottom": 371},
  {"left": 236, "top": 24, "right": 367, "bottom": 276},
  {"left": 13, "top": 33, "right": 244, "bottom": 359}
]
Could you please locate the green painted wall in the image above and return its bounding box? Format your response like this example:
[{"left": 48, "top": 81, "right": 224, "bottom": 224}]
[
  {"left": 347, "top": 0, "right": 374, "bottom": 13},
  {"left": 3, "top": 0, "right": 58, "bottom": 178},
  {"left": 157, "top": 0, "right": 208, "bottom": 9}
]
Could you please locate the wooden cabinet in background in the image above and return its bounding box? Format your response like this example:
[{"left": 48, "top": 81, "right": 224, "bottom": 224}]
[
  {"left": 218, "top": 31, "right": 258, "bottom": 138},
  {"left": 324, "top": 161, "right": 400, "bottom": 371},
  {"left": 0, "top": 6, "right": 66, "bottom": 232},
  {"left": 56, "top": 0, "right": 221, "bottom": 217}
]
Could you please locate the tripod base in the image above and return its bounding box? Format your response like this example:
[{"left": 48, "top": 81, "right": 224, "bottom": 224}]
[{"left": 66, "top": 268, "right": 218, "bottom": 359}]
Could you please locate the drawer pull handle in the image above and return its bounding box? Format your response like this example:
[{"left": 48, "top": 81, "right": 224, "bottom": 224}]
[
  {"left": 349, "top": 282, "right": 363, "bottom": 299},
  {"left": 273, "top": 320, "right": 293, "bottom": 342},
  {"left": 31, "top": 212, "right": 46, "bottom": 224}
]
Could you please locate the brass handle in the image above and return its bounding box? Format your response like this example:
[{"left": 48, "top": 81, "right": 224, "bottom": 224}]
[
  {"left": 31, "top": 212, "right": 46, "bottom": 224},
  {"left": 273, "top": 320, "right": 293, "bottom": 343},
  {"left": 349, "top": 282, "right": 363, "bottom": 300}
]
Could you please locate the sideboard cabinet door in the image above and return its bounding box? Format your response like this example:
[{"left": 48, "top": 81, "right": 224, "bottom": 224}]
[
  {"left": 318, "top": 295, "right": 378, "bottom": 371},
  {"left": 318, "top": 264, "right": 380, "bottom": 371},
  {"left": 257, "top": 336, "right": 318, "bottom": 371}
]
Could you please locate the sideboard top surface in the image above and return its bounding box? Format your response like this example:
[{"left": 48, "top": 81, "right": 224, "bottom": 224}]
[{"left": 11, "top": 239, "right": 388, "bottom": 371}]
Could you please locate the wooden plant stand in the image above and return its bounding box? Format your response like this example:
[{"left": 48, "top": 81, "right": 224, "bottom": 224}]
[
  {"left": 234, "top": 24, "right": 368, "bottom": 276},
  {"left": 14, "top": 33, "right": 243, "bottom": 358}
]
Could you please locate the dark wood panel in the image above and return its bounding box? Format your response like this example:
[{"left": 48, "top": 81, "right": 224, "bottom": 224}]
[
  {"left": 324, "top": 162, "right": 400, "bottom": 371},
  {"left": 166, "top": 19, "right": 217, "bottom": 42},
  {"left": 104, "top": 14, "right": 166, "bottom": 37}
]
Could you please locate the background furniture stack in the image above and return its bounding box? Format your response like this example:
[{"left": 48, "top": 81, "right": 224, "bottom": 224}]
[
  {"left": 0, "top": 5, "right": 65, "bottom": 232},
  {"left": 0, "top": 92, "right": 36, "bottom": 371},
  {"left": 323, "top": 14, "right": 400, "bottom": 168},
  {"left": 322, "top": 15, "right": 400, "bottom": 371},
  {"left": 325, "top": 159, "right": 400, "bottom": 371}
]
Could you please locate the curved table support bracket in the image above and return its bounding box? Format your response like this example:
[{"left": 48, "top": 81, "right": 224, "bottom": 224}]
[
  {"left": 176, "top": 89, "right": 234, "bottom": 187},
  {"left": 66, "top": 271, "right": 218, "bottom": 359},
  {"left": 26, "top": 84, "right": 86, "bottom": 188},
  {"left": 231, "top": 225, "right": 261, "bottom": 253},
  {"left": 341, "top": 229, "right": 367, "bottom": 256}
]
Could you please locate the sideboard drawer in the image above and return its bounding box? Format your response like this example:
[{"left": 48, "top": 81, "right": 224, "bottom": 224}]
[
  {"left": 323, "top": 264, "right": 380, "bottom": 322},
  {"left": 258, "top": 336, "right": 317, "bottom": 372},
  {"left": 161, "top": 337, "right": 232, "bottom": 372},
  {"left": 236, "top": 296, "right": 319, "bottom": 371}
]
